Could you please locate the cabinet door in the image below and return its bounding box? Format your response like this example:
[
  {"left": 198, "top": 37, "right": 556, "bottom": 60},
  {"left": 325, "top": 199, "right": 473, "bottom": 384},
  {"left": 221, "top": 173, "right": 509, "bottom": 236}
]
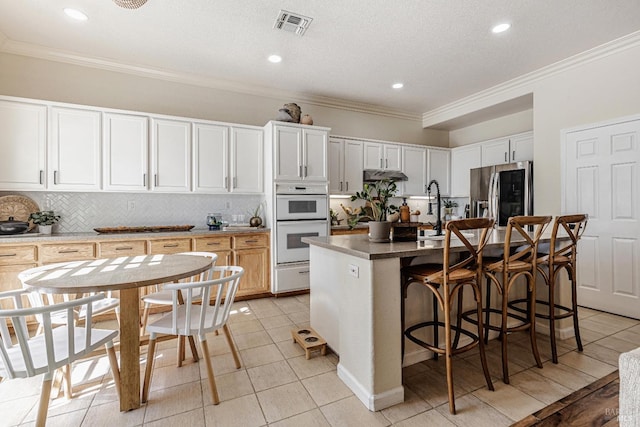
[
  {"left": 451, "top": 144, "right": 482, "bottom": 197},
  {"left": 302, "top": 128, "right": 328, "bottom": 181},
  {"left": 510, "top": 131, "right": 533, "bottom": 162},
  {"left": 328, "top": 138, "right": 344, "bottom": 193},
  {"left": 148, "top": 238, "right": 192, "bottom": 254},
  {"left": 50, "top": 107, "right": 101, "bottom": 190},
  {"left": 234, "top": 247, "right": 269, "bottom": 296},
  {"left": 231, "top": 127, "right": 263, "bottom": 193},
  {"left": 0, "top": 100, "right": 46, "bottom": 190},
  {"left": 363, "top": 142, "right": 383, "bottom": 169},
  {"left": 427, "top": 148, "right": 451, "bottom": 197},
  {"left": 274, "top": 125, "right": 302, "bottom": 180},
  {"left": 343, "top": 139, "right": 364, "bottom": 194},
  {"left": 401, "top": 146, "right": 426, "bottom": 196},
  {"left": 481, "top": 137, "right": 510, "bottom": 166},
  {"left": 193, "top": 123, "right": 228, "bottom": 193},
  {"left": 104, "top": 113, "right": 148, "bottom": 191},
  {"left": 383, "top": 144, "right": 402, "bottom": 171},
  {"left": 152, "top": 119, "right": 191, "bottom": 192}
]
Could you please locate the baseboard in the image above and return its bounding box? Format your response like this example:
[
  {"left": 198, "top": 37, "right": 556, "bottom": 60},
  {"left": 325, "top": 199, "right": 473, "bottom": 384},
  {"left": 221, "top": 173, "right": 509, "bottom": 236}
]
[{"left": 337, "top": 363, "right": 404, "bottom": 411}]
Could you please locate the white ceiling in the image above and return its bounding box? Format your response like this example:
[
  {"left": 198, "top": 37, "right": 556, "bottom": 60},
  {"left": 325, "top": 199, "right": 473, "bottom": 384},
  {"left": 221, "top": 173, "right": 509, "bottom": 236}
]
[{"left": 1, "top": 0, "right": 639, "bottom": 126}]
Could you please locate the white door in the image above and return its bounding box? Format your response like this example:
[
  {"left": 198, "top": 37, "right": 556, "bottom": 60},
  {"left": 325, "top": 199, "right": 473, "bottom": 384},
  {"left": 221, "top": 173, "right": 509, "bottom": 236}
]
[
  {"left": 343, "top": 140, "right": 363, "bottom": 194},
  {"left": 302, "top": 128, "right": 328, "bottom": 181},
  {"left": 428, "top": 148, "right": 451, "bottom": 197},
  {"left": 0, "top": 100, "right": 46, "bottom": 190},
  {"left": 193, "top": 123, "right": 228, "bottom": 193},
  {"left": 231, "top": 126, "right": 263, "bottom": 193},
  {"left": 384, "top": 144, "right": 402, "bottom": 171},
  {"left": 328, "top": 138, "right": 344, "bottom": 194},
  {"left": 564, "top": 118, "right": 640, "bottom": 318},
  {"left": 103, "top": 113, "right": 148, "bottom": 191},
  {"left": 50, "top": 107, "right": 101, "bottom": 190},
  {"left": 364, "top": 142, "right": 383, "bottom": 169},
  {"left": 274, "top": 125, "right": 302, "bottom": 181},
  {"left": 481, "top": 137, "right": 510, "bottom": 166},
  {"left": 510, "top": 131, "right": 534, "bottom": 162},
  {"left": 401, "top": 146, "right": 426, "bottom": 196},
  {"left": 151, "top": 119, "right": 191, "bottom": 192},
  {"left": 450, "top": 144, "right": 482, "bottom": 197}
]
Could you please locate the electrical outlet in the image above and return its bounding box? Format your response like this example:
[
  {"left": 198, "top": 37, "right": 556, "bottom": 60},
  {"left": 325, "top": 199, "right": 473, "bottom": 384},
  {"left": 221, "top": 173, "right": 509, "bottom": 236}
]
[
  {"left": 348, "top": 264, "right": 359, "bottom": 278},
  {"left": 127, "top": 200, "right": 135, "bottom": 211}
]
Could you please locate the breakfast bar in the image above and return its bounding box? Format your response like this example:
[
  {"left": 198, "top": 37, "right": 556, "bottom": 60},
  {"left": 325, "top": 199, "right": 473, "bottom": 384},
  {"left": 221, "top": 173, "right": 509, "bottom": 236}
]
[{"left": 303, "top": 229, "right": 561, "bottom": 412}]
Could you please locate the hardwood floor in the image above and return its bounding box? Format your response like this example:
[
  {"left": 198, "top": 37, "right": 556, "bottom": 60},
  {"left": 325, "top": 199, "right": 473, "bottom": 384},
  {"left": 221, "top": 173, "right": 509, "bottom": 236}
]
[{"left": 512, "top": 371, "right": 620, "bottom": 426}]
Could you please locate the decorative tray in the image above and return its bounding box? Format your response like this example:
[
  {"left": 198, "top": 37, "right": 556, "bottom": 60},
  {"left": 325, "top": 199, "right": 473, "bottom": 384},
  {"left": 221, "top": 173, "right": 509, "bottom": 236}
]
[
  {"left": 0, "top": 195, "right": 40, "bottom": 231},
  {"left": 94, "top": 225, "right": 195, "bottom": 234}
]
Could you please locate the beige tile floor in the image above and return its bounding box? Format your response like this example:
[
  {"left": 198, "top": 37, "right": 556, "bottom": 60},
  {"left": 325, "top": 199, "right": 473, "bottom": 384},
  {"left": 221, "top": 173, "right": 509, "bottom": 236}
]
[{"left": 1, "top": 295, "right": 637, "bottom": 427}]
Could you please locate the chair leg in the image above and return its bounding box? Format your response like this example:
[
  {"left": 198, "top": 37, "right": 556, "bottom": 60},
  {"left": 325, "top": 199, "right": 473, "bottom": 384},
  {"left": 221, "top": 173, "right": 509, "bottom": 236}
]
[
  {"left": 484, "top": 277, "right": 492, "bottom": 344},
  {"left": 62, "top": 364, "right": 72, "bottom": 399},
  {"left": 570, "top": 265, "right": 583, "bottom": 353},
  {"left": 443, "top": 298, "right": 456, "bottom": 415},
  {"left": 501, "top": 281, "right": 510, "bottom": 384},
  {"left": 177, "top": 336, "right": 185, "bottom": 367},
  {"left": 142, "top": 336, "right": 157, "bottom": 403},
  {"left": 548, "top": 269, "right": 559, "bottom": 364},
  {"left": 106, "top": 342, "right": 121, "bottom": 401},
  {"left": 36, "top": 374, "right": 53, "bottom": 427},
  {"left": 400, "top": 279, "right": 406, "bottom": 362},
  {"left": 475, "top": 286, "right": 494, "bottom": 392},
  {"left": 452, "top": 288, "right": 463, "bottom": 350},
  {"left": 200, "top": 337, "right": 220, "bottom": 405},
  {"left": 223, "top": 324, "right": 241, "bottom": 369},
  {"left": 528, "top": 276, "right": 543, "bottom": 369},
  {"left": 140, "top": 304, "right": 150, "bottom": 336},
  {"left": 432, "top": 292, "right": 439, "bottom": 361},
  {"left": 187, "top": 336, "right": 200, "bottom": 362}
]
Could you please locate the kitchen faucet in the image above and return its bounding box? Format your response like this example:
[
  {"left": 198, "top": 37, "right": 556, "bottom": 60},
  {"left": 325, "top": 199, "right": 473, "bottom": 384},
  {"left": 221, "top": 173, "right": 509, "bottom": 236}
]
[{"left": 426, "top": 179, "right": 442, "bottom": 236}]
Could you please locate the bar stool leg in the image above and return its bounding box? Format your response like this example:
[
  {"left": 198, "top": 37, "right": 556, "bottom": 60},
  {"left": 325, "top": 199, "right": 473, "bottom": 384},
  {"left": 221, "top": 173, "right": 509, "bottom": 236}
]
[
  {"left": 527, "top": 274, "right": 543, "bottom": 369},
  {"left": 452, "top": 288, "right": 463, "bottom": 349},
  {"left": 484, "top": 276, "right": 492, "bottom": 344},
  {"left": 433, "top": 292, "right": 439, "bottom": 361},
  {"left": 501, "top": 274, "right": 510, "bottom": 384},
  {"left": 443, "top": 295, "right": 455, "bottom": 414},
  {"left": 570, "top": 266, "right": 583, "bottom": 352},
  {"left": 548, "top": 268, "right": 559, "bottom": 363},
  {"left": 475, "top": 284, "right": 494, "bottom": 392}
]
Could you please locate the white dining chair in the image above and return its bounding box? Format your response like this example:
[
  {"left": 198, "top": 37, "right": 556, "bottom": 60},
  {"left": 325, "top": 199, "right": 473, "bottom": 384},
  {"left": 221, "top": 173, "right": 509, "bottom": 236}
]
[
  {"left": 142, "top": 265, "right": 244, "bottom": 405},
  {"left": 0, "top": 289, "right": 121, "bottom": 427},
  {"left": 139, "top": 252, "right": 218, "bottom": 335}
]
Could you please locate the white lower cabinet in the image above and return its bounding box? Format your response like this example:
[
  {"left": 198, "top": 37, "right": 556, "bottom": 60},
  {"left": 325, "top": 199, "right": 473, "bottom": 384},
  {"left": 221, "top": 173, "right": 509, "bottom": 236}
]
[{"left": 0, "top": 99, "right": 47, "bottom": 190}]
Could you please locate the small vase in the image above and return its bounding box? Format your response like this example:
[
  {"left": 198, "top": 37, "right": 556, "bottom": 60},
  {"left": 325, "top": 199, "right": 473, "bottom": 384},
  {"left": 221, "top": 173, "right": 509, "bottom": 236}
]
[
  {"left": 368, "top": 221, "right": 392, "bottom": 243},
  {"left": 249, "top": 216, "right": 262, "bottom": 227},
  {"left": 39, "top": 224, "right": 52, "bottom": 235}
]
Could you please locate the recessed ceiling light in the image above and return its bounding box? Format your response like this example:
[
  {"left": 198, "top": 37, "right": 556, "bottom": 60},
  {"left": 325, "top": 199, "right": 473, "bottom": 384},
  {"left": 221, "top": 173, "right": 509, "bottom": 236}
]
[
  {"left": 64, "top": 8, "right": 88, "bottom": 21},
  {"left": 492, "top": 23, "right": 511, "bottom": 34},
  {"left": 392, "top": 83, "right": 404, "bottom": 89},
  {"left": 268, "top": 55, "right": 282, "bottom": 63}
]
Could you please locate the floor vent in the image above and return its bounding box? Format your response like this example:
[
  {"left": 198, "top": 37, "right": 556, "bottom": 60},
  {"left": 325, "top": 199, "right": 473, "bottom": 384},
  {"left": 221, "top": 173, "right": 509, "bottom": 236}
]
[{"left": 273, "top": 10, "right": 313, "bottom": 36}]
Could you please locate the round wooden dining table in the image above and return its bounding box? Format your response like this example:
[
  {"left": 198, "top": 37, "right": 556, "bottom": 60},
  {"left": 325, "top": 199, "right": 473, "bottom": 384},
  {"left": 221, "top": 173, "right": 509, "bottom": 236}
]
[{"left": 21, "top": 253, "right": 213, "bottom": 412}]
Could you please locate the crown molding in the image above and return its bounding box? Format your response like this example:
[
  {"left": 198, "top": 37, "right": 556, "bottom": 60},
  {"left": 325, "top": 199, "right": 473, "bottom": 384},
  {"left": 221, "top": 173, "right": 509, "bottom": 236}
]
[
  {"left": 422, "top": 30, "right": 640, "bottom": 128},
  {"left": 0, "top": 39, "right": 422, "bottom": 122}
]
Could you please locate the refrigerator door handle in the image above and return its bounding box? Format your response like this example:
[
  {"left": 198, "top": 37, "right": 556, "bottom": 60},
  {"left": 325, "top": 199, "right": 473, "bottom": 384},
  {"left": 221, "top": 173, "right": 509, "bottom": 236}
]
[{"left": 488, "top": 172, "right": 498, "bottom": 222}]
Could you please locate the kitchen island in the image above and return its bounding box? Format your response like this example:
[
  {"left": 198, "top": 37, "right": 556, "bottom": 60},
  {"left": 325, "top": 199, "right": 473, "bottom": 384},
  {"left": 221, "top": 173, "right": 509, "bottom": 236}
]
[{"left": 302, "top": 229, "right": 561, "bottom": 412}]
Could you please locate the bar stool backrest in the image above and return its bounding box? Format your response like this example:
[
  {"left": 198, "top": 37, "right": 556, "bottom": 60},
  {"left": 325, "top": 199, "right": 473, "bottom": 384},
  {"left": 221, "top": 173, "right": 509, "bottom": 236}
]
[
  {"left": 549, "top": 214, "right": 588, "bottom": 261},
  {"left": 502, "top": 215, "right": 553, "bottom": 267},
  {"left": 444, "top": 218, "right": 495, "bottom": 278}
]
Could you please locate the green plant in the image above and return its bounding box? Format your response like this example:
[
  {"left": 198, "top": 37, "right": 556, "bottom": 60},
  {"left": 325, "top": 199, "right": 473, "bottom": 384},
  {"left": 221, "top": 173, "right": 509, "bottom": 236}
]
[
  {"left": 29, "top": 211, "right": 60, "bottom": 226},
  {"left": 350, "top": 179, "right": 399, "bottom": 221},
  {"left": 442, "top": 199, "right": 458, "bottom": 209},
  {"left": 249, "top": 202, "right": 263, "bottom": 218}
]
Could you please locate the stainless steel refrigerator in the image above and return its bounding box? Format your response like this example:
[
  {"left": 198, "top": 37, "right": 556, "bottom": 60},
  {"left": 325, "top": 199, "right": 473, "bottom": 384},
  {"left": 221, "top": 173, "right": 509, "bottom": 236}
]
[{"left": 469, "top": 161, "right": 533, "bottom": 226}]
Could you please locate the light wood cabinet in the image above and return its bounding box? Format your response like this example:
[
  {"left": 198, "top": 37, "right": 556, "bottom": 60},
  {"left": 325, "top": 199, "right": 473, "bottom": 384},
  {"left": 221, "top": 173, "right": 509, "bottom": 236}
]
[
  {"left": 234, "top": 247, "right": 269, "bottom": 297},
  {"left": 40, "top": 242, "right": 96, "bottom": 263},
  {"left": 193, "top": 236, "right": 233, "bottom": 264},
  {"left": 98, "top": 240, "right": 147, "bottom": 257},
  {"left": 148, "top": 238, "right": 192, "bottom": 254}
]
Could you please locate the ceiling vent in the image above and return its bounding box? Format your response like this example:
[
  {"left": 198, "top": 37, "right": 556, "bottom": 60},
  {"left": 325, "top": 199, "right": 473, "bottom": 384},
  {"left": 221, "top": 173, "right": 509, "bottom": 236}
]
[{"left": 273, "top": 10, "right": 313, "bottom": 36}]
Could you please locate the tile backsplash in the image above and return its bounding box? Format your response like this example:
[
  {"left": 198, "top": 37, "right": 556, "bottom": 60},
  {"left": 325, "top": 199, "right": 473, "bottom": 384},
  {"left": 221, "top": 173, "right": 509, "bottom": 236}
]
[{"left": 1, "top": 191, "right": 264, "bottom": 233}]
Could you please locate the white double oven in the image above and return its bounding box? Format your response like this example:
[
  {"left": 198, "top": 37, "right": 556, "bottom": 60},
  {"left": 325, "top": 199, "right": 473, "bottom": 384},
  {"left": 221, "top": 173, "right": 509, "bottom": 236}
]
[{"left": 273, "top": 184, "right": 329, "bottom": 293}]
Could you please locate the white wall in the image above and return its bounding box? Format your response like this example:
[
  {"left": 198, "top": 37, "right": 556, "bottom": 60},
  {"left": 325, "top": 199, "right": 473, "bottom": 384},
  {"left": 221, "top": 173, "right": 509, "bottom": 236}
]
[
  {"left": 0, "top": 52, "right": 448, "bottom": 147},
  {"left": 449, "top": 109, "right": 533, "bottom": 147}
]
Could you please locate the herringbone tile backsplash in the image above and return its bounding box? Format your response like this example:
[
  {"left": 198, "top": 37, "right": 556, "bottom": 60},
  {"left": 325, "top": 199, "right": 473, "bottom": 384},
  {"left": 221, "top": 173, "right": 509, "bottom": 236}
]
[{"left": 1, "top": 192, "right": 263, "bottom": 233}]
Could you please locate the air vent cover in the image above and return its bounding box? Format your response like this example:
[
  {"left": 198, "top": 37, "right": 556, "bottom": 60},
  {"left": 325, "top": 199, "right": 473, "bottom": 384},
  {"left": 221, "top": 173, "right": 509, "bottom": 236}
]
[{"left": 273, "top": 10, "right": 313, "bottom": 36}]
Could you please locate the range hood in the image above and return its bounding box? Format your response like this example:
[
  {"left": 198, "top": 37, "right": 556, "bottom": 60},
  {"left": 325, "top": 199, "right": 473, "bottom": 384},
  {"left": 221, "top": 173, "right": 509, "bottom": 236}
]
[{"left": 362, "top": 169, "right": 408, "bottom": 182}]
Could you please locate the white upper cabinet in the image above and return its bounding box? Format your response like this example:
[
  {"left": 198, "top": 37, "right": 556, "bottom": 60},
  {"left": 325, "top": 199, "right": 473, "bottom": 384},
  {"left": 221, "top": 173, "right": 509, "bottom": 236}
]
[
  {"left": 49, "top": 107, "right": 101, "bottom": 191},
  {"left": 151, "top": 118, "right": 191, "bottom": 192},
  {"left": 0, "top": 100, "right": 47, "bottom": 190},
  {"left": 329, "top": 137, "right": 363, "bottom": 195},
  {"left": 273, "top": 124, "right": 328, "bottom": 182},
  {"left": 364, "top": 142, "right": 401, "bottom": 171},
  {"left": 401, "top": 145, "right": 427, "bottom": 196},
  {"left": 427, "top": 148, "right": 451, "bottom": 197},
  {"left": 480, "top": 131, "right": 533, "bottom": 166},
  {"left": 103, "top": 113, "right": 149, "bottom": 191},
  {"left": 230, "top": 126, "right": 263, "bottom": 193},
  {"left": 451, "top": 144, "right": 482, "bottom": 197},
  {"left": 193, "top": 123, "right": 228, "bottom": 193}
]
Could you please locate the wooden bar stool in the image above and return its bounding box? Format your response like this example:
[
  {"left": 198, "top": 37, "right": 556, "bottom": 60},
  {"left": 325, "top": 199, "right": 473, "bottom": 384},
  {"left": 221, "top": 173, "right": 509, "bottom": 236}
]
[
  {"left": 401, "top": 218, "right": 495, "bottom": 415},
  {"left": 510, "top": 214, "right": 588, "bottom": 363},
  {"left": 463, "top": 215, "right": 551, "bottom": 384}
]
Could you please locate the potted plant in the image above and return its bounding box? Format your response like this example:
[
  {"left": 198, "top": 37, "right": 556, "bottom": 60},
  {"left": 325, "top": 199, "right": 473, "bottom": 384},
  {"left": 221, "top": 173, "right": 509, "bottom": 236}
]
[
  {"left": 442, "top": 199, "right": 458, "bottom": 220},
  {"left": 29, "top": 210, "right": 60, "bottom": 235},
  {"left": 248, "top": 203, "right": 263, "bottom": 227},
  {"left": 350, "top": 179, "right": 399, "bottom": 242}
]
